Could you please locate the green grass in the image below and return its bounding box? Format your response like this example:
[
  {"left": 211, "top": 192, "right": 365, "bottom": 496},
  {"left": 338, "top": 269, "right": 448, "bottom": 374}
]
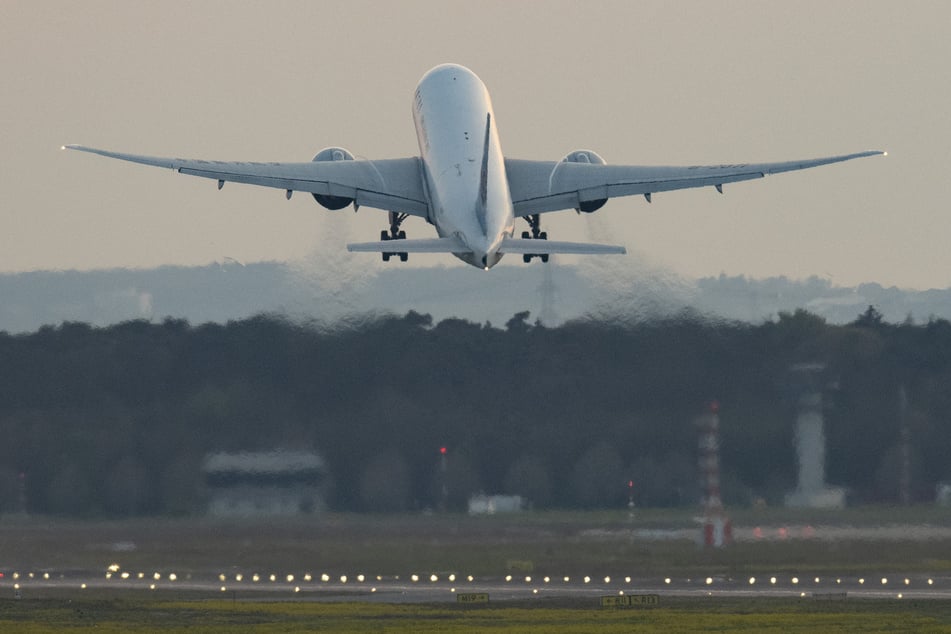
[
  {"left": 3, "top": 508, "right": 951, "bottom": 579},
  {"left": 4, "top": 509, "right": 950, "bottom": 631},
  {"left": 2, "top": 598, "right": 951, "bottom": 633}
]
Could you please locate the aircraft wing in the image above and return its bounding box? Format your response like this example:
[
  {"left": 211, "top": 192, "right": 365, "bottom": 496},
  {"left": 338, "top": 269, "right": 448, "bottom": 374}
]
[
  {"left": 64, "top": 145, "right": 429, "bottom": 218},
  {"left": 505, "top": 150, "right": 885, "bottom": 217}
]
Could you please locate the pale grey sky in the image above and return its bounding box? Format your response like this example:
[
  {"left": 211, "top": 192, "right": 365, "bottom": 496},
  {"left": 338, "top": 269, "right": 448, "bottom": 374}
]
[{"left": 2, "top": 1, "right": 948, "bottom": 288}]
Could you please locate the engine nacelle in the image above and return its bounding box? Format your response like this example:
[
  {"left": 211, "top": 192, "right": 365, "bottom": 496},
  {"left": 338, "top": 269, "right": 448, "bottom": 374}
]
[
  {"left": 562, "top": 149, "right": 607, "bottom": 213},
  {"left": 311, "top": 147, "right": 355, "bottom": 210}
]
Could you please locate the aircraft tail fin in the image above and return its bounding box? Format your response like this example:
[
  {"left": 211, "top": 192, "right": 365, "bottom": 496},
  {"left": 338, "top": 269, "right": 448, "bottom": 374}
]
[{"left": 499, "top": 238, "right": 626, "bottom": 255}]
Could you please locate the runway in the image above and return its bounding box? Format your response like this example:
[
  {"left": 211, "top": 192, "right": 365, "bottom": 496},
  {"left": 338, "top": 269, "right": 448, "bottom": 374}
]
[{"left": 4, "top": 568, "right": 950, "bottom": 603}]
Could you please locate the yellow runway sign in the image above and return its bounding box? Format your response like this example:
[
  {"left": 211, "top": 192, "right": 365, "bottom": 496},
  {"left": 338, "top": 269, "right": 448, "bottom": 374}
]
[{"left": 600, "top": 594, "right": 659, "bottom": 607}]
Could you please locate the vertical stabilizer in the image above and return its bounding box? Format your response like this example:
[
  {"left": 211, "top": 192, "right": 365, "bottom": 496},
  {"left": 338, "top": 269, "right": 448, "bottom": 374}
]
[{"left": 476, "top": 113, "right": 491, "bottom": 232}]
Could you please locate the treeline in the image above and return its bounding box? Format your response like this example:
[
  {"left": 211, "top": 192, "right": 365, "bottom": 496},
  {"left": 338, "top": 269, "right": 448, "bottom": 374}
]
[{"left": 0, "top": 306, "right": 949, "bottom": 517}]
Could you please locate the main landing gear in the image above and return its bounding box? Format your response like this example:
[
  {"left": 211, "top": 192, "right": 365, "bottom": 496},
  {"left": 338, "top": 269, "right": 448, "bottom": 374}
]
[
  {"left": 521, "top": 214, "right": 549, "bottom": 263},
  {"left": 381, "top": 212, "right": 409, "bottom": 262}
]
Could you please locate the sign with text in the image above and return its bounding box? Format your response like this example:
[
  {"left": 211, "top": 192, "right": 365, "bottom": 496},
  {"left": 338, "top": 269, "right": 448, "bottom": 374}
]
[
  {"left": 456, "top": 593, "right": 489, "bottom": 604},
  {"left": 600, "top": 594, "right": 659, "bottom": 607}
]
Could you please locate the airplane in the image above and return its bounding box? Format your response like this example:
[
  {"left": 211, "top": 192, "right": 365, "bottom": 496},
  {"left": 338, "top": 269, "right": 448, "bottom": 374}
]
[{"left": 65, "top": 63, "right": 884, "bottom": 271}]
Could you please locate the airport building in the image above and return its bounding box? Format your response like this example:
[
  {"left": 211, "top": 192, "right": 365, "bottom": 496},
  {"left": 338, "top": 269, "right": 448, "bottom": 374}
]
[{"left": 202, "top": 450, "right": 327, "bottom": 517}]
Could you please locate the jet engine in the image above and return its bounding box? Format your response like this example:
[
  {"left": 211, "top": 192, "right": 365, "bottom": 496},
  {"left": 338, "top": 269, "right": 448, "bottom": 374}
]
[
  {"left": 562, "top": 149, "right": 607, "bottom": 213},
  {"left": 311, "top": 147, "right": 355, "bottom": 210}
]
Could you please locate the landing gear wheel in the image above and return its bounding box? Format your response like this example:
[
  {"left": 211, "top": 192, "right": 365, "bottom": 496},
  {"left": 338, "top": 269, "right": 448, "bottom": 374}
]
[
  {"left": 399, "top": 253, "right": 408, "bottom": 262},
  {"left": 381, "top": 230, "right": 389, "bottom": 241},
  {"left": 519, "top": 214, "right": 553, "bottom": 263},
  {"left": 382, "top": 253, "right": 391, "bottom": 262},
  {"left": 398, "top": 231, "right": 406, "bottom": 240}
]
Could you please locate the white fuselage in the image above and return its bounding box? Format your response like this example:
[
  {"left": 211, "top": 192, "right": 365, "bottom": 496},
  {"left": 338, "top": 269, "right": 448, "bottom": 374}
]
[{"left": 412, "top": 64, "right": 515, "bottom": 269}]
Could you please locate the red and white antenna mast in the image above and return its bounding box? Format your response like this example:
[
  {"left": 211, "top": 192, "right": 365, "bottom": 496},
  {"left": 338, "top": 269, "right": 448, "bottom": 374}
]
[{"left": 697, "top": 401, "right": 732, "bottom": 548}]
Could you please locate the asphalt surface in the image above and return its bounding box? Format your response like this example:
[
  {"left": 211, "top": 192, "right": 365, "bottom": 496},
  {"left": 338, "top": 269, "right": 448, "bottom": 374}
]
[{"left": 4, "top": 569, "right": 950, "bottom": 602}]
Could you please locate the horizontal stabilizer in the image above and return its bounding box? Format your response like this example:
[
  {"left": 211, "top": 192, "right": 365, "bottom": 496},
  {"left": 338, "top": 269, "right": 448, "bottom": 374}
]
[
  {"left": 347, "top": 237, "right": 467, "bottom": 253},
  {"left": 499, "top": 238, "right": 626, "bottom": 255}
]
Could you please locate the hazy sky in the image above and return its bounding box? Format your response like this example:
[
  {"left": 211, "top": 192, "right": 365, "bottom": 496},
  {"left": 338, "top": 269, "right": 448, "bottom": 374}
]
[{"left": 3, "top": 1, "right": 949, "bottom": 288}]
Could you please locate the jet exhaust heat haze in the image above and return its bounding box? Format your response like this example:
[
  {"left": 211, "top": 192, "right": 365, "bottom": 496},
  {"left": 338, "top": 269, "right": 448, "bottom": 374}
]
[{"left": 65, "top": 64, "right": 884, "bottom": 270}]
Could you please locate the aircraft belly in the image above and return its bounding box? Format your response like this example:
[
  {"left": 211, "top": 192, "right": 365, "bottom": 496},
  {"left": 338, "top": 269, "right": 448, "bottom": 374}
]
[{"left": 415, "top": 64, "right": 513, "bottom": 261}]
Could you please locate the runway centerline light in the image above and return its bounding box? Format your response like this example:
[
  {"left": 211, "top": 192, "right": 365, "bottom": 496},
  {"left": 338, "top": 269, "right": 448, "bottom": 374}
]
[
  {"left": 881, "top": 578, "right": 888, "bottom": 585},
  {"left": 253, "top": 574, "right": 261, "bottom": 582},
  {"left": 467, "top": 575, "right": 474, "bottom": 582},
  {"left": 321, "top": 574, "right": 330, "bottom": 582},
  {"left": 749, "top": 577, "right": 756, "bottom": 585},
  {"left": 448, "top": 574, "right": 456, "bottom": 582},
  {"left": 583, "top": 576, "right": 591, "bottom": 584},
  {"left": 624, "top": 577, "right": 631, "bottom": 584},
  {"left": 604, "top": 576, "right": 610, "bottom": 584},
  {"left": 770, "top": 577, "right": 777, "bottom": 585},
  {"left": 505, "top": 575, "right": 512, "bottom": 582},
  {"left": 792, "top": 577, "right": 799, "bottom": 585},
  {"left": 286, "top": 574, "right": 294, "bottom": 583},
  {"left": 706, "top": 577, "right": 713, "bottom": 585},
  {"left": 357, "top": 574, "right": 365, "bottom": 582},
  {"left": 525, "top": 576, "right": 532, "bottom": 583},
  {"left": 340, "top": 575, "right": 347, "bottom": 583},
  {"left": 430, "top": 575, "right": 438, "bottom": 583},
  {"left": 411, "top": 574, "right": 419, "bottom": 582},
  {"left": 664, "top": 578, "right": 671, "bottom": 584}
]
